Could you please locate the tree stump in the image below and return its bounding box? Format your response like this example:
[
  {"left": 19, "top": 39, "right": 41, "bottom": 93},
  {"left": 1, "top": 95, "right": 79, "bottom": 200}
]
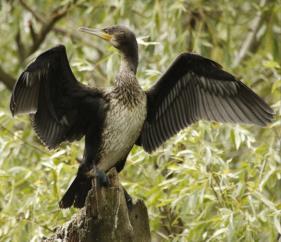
[{"left": 43, "top": 168, "right": 151, "bottom": 242}]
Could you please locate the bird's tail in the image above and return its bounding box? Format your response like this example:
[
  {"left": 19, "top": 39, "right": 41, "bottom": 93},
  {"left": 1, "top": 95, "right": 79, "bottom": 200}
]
[{"left": 59, "top": 174, "right": 92, "bottom": 208}]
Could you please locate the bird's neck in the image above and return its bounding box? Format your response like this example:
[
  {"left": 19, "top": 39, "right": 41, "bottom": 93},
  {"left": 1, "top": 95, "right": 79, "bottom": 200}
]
[
  {"left": 113, "top": 43, "right": 143, "bottom": 106},
  {"left": 120, "top": 54, "right": 138, "bottom": 75},
  {"left": 118, "top": 43, "right": 139, "bottom": 76},
  {"left": 115, "top": 41, "right": 140, "bottom": 90}
]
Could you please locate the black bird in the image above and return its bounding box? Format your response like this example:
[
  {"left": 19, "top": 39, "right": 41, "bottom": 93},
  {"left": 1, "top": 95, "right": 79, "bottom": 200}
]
[{"left": 10, "top": 25, "right": 273, "bottom": 208}]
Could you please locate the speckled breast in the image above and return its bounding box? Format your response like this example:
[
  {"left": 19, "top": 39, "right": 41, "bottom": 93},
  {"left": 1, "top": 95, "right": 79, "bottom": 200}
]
[{"left": 97, "top": 90, "right": 147, "bottom": 172}]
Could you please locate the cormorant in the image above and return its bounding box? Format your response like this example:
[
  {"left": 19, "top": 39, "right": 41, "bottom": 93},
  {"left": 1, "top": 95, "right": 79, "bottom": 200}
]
[{"left": 10, "top": 25, "right": 273, "bottom": 208}]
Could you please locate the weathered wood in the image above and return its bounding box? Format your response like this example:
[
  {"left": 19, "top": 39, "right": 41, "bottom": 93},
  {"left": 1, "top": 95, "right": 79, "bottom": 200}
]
[{"left": 43, "top": 168, "right": 151, "bottom": 242}]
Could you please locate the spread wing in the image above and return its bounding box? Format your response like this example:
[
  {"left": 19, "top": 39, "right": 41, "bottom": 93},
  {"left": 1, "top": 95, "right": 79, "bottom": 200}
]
[
  {"left": 139, "top": 53, "right": 273, "bottom": 153},
  {"left": 10, "top": 45, "right": 105, "bottom": 149}
]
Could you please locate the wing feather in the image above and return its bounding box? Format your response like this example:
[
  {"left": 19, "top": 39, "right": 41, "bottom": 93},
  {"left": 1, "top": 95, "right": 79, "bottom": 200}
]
[
  {"left": 10, "top": 45, "right": 104, "bottom": 149},
  {"left": 139, "top": 53, "right": 273, "bottom": 153}
]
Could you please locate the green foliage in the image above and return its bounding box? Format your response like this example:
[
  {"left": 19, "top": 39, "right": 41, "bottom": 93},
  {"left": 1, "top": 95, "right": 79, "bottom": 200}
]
[{"left": 0, "top": 0, "right": 280, "bottom": 241}]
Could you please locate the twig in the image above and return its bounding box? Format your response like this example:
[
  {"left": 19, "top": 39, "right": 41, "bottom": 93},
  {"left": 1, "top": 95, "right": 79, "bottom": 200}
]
[
  {"left": 0, "top": 123, "right": 50, "bottom": 155},
  {"left": 233, "top": 0, "right": 268, "bottom": 67}
]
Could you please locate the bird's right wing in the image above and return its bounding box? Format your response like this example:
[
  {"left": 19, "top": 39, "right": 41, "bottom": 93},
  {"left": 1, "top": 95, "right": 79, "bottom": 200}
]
[
  {"left": 138, "top": 53, "right": 273, "bottom": 153},
  {"left": 10, "top": 45, "right": 105, "bottom": 149}
]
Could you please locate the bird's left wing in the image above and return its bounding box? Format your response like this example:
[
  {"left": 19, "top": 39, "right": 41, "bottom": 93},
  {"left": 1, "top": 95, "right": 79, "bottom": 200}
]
[
  {"left": 10, "top": 45, "right": 105, "bottom": 149},
  {"left": 138, "top": 53, "right": 273, "bottom": 153}
]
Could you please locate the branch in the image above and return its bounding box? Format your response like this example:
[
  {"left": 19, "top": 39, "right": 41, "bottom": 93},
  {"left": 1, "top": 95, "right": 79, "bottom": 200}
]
[
  {"left": 19, "top": 0, "right": 102, "bottom": 51},
  {"left": 18, "top": 0, "right": 106, "bottom": 82},
  {"left": 0, "top": 1, "right": 71, "bottom": 90},
  {"left": 233, "top": 0, "right": 269, "bottom": 67},
  {"left": 0, "top": 65, "right": 16, "bottom": 90},
  {"left": 17, "top": 0, "right": 71, "bottom": 59},
  {"left": 43, "top": 168, "right": 151, "bottom": 242},
  {"left": 1, "top": 1, "right": 104, "bottom": 90},
  {"left": 27, "top": 5, "right": 70, "bottom": 56},
  {"left": 15, "top": 28, "right": 27, "bottom": 63},
  {"left": 19, "top": 0, "right": 45, "bottom": 22}
]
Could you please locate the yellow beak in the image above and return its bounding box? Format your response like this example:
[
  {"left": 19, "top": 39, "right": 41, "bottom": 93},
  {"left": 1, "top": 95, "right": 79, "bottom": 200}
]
[{"left": 79, "top": 27, "right": 112, "bottom": 41}]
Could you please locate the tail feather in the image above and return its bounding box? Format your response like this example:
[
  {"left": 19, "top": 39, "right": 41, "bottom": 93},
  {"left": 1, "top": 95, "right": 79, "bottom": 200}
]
[
  {"left": 59, "top": 175, "right": 92, "bottom": 208},
  {"left": 73, "top": 178, "right": 92, "bottom": 208}
]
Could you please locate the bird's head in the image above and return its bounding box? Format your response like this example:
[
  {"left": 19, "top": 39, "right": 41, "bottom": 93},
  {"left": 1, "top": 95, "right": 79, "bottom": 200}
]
[{"left": 79, "top": 25, "right": 138, "bottom": 53}]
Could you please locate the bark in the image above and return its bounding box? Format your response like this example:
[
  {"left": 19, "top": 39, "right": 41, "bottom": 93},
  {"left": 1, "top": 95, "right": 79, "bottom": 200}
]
[{"left": 43, "top": 168, "right": 151, "bottom": 242}]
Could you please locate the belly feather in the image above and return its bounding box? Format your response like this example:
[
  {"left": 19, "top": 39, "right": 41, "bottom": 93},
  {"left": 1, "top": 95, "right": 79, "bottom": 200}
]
[{"left": 98, "top": 97, "right": 146, "bottom": 171}]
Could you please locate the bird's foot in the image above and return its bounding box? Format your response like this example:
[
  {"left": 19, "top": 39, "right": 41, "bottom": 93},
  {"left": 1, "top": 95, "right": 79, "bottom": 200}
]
[
  {"left": 96, "top": 170, "right": 110, "bottom": 186},
  {"left": 87, "top": 168, "right": 110, "bottom": 187},
  {"left": 123, "top": 188, "right": 133, "bottom": 209}
]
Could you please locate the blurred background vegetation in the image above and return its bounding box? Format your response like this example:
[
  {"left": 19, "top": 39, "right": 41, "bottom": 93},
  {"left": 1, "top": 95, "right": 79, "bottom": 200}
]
[{"left": 0, "top": 0, "right": 280, "bottom": 241}]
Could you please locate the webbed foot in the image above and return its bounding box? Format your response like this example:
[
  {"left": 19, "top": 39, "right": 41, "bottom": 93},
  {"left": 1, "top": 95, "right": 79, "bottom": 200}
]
[
  {"left": 96, "top": 170, "right": 110, "bottom": 186},
  {"left": 87, "top": 168, "right": 110, "bottom": 186}
]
